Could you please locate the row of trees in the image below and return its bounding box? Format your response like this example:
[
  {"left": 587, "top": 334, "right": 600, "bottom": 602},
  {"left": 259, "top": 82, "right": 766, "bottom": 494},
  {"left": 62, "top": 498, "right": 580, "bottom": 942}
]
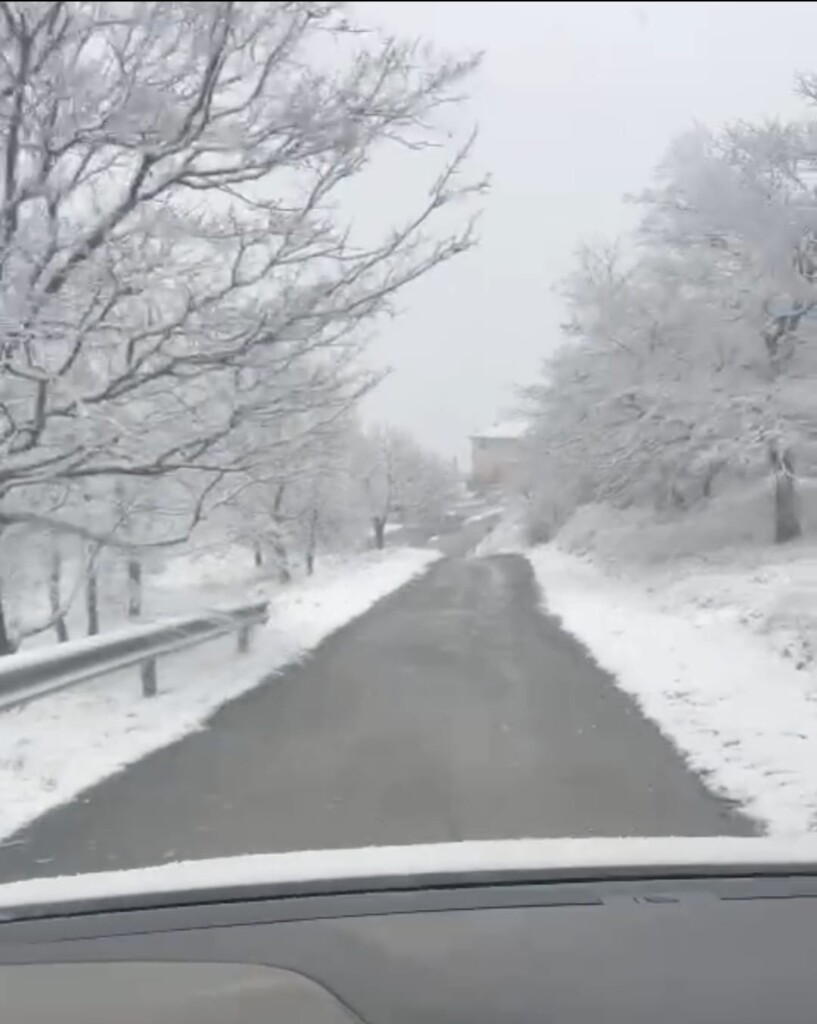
[
  {"left": 1, "top": 415, "right": 460, "bottom": 649},
  {"left": 0, "top": 1, "right": 479, "bottom": 652},
  {"left": 214, "top": 419, "right": 461, "bottom": 577},
  {"left": 525, "top": 78, "right": 817, "bottom": 543}
]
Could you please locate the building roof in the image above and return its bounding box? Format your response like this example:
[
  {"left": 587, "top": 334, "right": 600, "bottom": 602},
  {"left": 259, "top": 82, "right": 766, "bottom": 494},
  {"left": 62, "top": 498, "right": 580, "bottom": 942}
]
[{"left": 471, "top": 418, "right": 529, "bottom": 441}]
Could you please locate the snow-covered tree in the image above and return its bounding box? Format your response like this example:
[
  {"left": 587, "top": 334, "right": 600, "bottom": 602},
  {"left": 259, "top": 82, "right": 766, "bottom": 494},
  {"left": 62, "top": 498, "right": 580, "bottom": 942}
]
[
  {"left": 284, "top": 419, "right": 368, "bottom": 574},
  {"left": 355, "top": 426, "right": 460, "bottom": 548},
  {"left": 0, "top": 1, "right": 484, "bottom": 650},
  {"left": 525, "top": 101, "right": 817, "bottom": 544}
]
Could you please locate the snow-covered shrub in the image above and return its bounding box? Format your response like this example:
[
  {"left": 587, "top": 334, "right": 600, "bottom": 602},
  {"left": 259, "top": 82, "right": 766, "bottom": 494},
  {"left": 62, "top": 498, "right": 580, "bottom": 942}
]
[{"left": 555, "top": 487, "right": 776, "bottom": 563}]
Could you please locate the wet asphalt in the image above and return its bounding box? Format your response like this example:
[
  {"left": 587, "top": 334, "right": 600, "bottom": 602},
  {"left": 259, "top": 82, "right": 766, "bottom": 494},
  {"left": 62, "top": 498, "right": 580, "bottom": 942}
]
[{"left": 0, "top": 553, "right": 752, "bottom": 882}]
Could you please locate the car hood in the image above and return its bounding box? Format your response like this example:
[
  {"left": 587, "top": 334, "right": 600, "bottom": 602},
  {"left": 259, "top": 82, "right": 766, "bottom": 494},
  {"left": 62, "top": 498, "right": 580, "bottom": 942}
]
[{"left": 3, "top": 836, "right": 817, "bottom": 917}]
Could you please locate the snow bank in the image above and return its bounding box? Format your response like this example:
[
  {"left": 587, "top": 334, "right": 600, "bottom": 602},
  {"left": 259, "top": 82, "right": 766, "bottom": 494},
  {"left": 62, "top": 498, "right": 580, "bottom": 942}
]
[
  {"left": 17, "top": 543, "right": 269, "bottom": 654},
  {"left": 474, "top": 505, "right": 527, "bottom": 556},
  {"left": 555, "top": 482, "right": 817, "bottom": 566},
  {"left": 528, "top": 545, "right": 817, "bottom": 835},
  {"left": 645, "top": 545, "right": 817, "bottom": 673},
  {"left": 0, "top": 547, "right": 438, "bottom": 842},
  {"left": 151, "top": 546, "right": 260, "bottom": 591},
  {"left": 464, "top": 507, "right": 503, "bottom": 526}
]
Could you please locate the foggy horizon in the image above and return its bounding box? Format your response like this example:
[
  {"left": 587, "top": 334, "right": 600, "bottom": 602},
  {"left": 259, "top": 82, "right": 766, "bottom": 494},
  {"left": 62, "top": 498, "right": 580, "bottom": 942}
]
[{"left": 360, "top": 0, "right": 817, "bottom": 460}]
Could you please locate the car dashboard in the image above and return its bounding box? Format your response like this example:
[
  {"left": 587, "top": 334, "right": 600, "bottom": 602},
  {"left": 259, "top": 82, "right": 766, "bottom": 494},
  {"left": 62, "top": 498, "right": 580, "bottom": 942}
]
[{"left": 2, "top": 860, "right": 817, "bottom": 1024}]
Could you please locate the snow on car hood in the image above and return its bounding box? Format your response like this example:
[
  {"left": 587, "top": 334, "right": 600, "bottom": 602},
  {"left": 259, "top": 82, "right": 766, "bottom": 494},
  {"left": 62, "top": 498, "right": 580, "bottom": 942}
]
[{"left": 3, "top": 836, "right": 817, "bottom": 912}]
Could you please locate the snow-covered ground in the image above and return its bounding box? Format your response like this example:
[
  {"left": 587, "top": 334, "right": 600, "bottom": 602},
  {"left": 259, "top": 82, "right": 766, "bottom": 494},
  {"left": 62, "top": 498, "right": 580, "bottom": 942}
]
[
  {"left": 644, "top": 545, "right": 817, "bottom": 672},
  {"left": 14, "top": 543, "right": 275, "bottom": 653},
  {"left": 527, "top": 543, "right": 817, "bottom": 835},
  {"left": 0, "top": 547, "right": 438, "bottom": 843},
  {"left": 474, "top": 504, "right": 526, "bottom": 556},
  {"left": 464, "top": 507, "right": 503, "bottom": 525}
]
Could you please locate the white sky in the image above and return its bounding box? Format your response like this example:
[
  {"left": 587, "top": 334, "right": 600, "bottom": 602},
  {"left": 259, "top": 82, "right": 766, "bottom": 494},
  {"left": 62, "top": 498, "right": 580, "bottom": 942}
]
[{"left": 355, "top": 0, "right": 817, "bottom": 461}]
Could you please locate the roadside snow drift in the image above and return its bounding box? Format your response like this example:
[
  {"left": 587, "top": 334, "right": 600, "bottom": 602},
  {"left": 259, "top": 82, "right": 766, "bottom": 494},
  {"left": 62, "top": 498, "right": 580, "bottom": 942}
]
[
  {"left": 528, "top": 546, "right": 817, "bottom": 835},
  {"left": 0, "top": 548, "right": 438, "bottom": 843}
]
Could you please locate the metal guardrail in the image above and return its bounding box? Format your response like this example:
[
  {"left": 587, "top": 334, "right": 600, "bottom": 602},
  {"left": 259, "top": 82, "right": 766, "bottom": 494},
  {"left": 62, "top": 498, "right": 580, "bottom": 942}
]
[{"left": 0, "top": 600, "right": 269, "bottom": 712}]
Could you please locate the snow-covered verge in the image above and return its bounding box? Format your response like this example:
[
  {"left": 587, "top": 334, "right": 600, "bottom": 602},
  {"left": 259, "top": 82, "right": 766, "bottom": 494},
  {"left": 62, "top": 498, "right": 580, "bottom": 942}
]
[
  {"left": 0, "top": 547, "right": 438, "bottom": 843},
  {"left": 555, "top": 496, "right": 817, "bottom": 672},
  {"left": 528, "top": 544, "right": 817, "bottom": 835},
  {"left": 13, "top": 542, "right": 279, "bottom": 653},
  {"left": 637, "top": 545, "right": 817, "bottom": 673},
  {"left": 554, "top": 483, "right": 817, "bottom": 564},
  {"left": 474, "top": 503, "right": 527, "bottom": 556}
]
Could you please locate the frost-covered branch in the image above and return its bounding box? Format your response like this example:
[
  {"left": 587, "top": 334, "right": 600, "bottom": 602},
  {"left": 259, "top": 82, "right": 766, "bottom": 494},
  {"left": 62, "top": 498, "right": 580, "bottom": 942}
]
[{"left": 0, "top": 0, "right": 483, "bottom": 543}]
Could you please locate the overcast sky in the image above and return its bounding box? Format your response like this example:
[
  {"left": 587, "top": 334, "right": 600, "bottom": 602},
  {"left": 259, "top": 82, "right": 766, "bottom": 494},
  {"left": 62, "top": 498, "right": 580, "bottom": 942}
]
[{"left": 352, "top": 1, "right": 817, "bottom": 462}]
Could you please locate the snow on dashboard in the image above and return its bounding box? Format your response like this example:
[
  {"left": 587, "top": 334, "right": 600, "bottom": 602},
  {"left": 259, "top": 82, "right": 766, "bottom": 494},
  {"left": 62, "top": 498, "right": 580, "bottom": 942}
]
[{"left": 3, "top": 836, "right": 817, "bottom": 910}]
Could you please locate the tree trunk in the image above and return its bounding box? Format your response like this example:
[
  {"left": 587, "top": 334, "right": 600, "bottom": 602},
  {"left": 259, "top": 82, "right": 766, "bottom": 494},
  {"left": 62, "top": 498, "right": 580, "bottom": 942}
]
[
  {"left": 253, "top": 542, "right": 263, "bottom": 568},
  {"left": 775, "top": 470, "right": 801, "bottom": 543},
  {"left": 272, "top": 483, "right": 291, "bottom": 582},
  {"left": 772, "top": 446, "right": 801, "bottom": 543},
  {"left": 0, "top": 573, "right": 15, "bottom": 656},
  {"left": 273, "top": 537, "right": 291, "bottom": 583},
  {"left": 0, "top": 603, "right": 14, "bottom": 655},
  {"left": 305, "top": 509, "right": 318, "bottom": 575},
  {"left": 48, "top": 542, "right": 69, "bottom": 644},
  {"left": 85, "top": 546, "right": 100, "bottom": 636},
  {"left": 373, "top": 516, "right": 386, "bottom": 549},
  {"left": 127, "top": 557, "right": 142, "bottom": 618}
]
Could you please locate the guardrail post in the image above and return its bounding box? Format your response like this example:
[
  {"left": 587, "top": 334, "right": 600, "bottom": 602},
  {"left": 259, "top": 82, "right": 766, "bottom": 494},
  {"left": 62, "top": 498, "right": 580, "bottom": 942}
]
[
  {"left": 141, "top": 657, "right": 157, "bottom": 697},
  {"left": 0, "top": 599, "right": 269, "bottom": 712},
  {"left": 237, "top": 624, "right": 251, "bottom": 654}
]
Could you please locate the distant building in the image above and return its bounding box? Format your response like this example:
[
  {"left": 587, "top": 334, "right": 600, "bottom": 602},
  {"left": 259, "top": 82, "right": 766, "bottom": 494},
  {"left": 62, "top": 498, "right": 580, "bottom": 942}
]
[{"left": 469, "top": 419, "right": 528, "bottom": 491}]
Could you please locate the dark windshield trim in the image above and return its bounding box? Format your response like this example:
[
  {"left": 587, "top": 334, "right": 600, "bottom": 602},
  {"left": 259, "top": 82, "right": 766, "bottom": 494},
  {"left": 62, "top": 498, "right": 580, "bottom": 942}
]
[{"left": 4, "top": 861, "right": 817, "bottom": 923}]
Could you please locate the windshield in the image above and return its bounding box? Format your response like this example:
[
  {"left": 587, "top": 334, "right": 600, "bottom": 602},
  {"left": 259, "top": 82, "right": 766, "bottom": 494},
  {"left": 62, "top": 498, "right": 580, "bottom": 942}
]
[{"left": 0, "top": 0, "right": 814, "bottom": 887}]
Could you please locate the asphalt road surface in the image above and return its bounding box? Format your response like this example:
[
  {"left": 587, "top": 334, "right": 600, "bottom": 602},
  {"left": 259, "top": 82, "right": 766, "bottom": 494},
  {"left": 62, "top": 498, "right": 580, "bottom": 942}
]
[{"left": 0, "top": 554, "right": 753, "bottom": 882}]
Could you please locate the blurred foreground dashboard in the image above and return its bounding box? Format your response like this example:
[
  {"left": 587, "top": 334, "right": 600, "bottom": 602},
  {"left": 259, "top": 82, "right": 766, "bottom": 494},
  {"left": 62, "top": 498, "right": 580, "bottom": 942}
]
[{"left": 2, "top": 854, "right": 817, "bottom": 1023}]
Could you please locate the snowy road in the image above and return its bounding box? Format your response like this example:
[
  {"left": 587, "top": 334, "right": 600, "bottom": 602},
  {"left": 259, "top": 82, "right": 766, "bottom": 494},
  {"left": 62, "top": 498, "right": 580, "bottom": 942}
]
[{"left": 0, "top": 555, "right": 752, "bottom": 881}]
